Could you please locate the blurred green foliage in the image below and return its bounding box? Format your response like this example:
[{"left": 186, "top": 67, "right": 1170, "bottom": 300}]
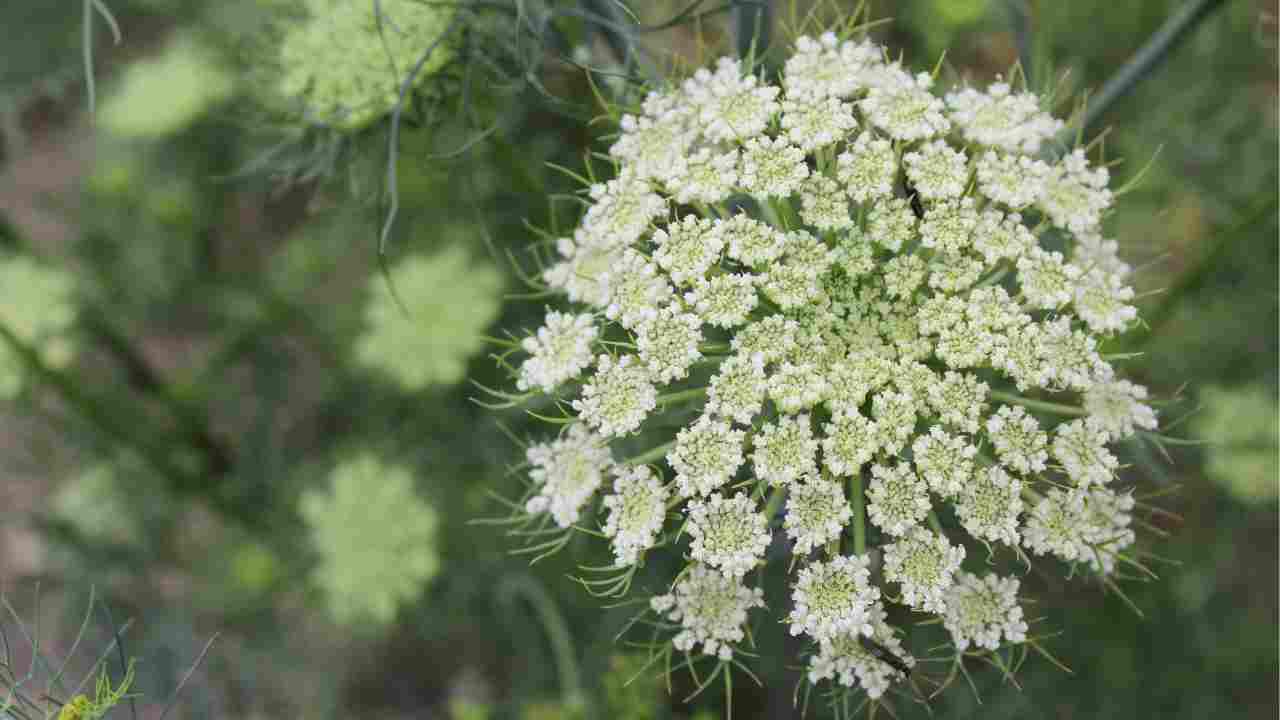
[
  {"left": 1195, "top": 384, "right": 1279, "bottom": 505},
  {"left": 0, "top": 1, "right": 1274, "bottom": 719}
]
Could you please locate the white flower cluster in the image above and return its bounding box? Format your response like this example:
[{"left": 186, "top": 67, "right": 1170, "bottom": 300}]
[
  {"left": 525, "top": 423, "right": 613, "bottom": 528},
  {"left": 788, "top": 555, "right": 880, "bottom": 641},
  {"left": 942, "top": 572, "right": 1029, "bottom": 651},
  {"left": 685, "top": 493, "right": 772, "bottom": 578},
  {"left": 602, "top": 465, "right": 670, "bottom": 566},
  {"left": 807, "top": 602, "right": 915, "bottom": 700},
  {"left": 651, "top": 564, "right": 766, "bottom": 660},
  {"left": 510, "top": 29, "right": 1163, "bottom": 704}
]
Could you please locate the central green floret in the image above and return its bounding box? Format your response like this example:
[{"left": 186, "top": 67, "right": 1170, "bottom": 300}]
[{"left": 503, "top": 29, "right": 1159, "bottom": 705}]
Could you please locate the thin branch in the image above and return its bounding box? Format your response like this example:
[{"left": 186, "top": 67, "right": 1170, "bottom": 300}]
[
  {"left": 1069, "top": 0, "right": 1229, "bottom": 140},
  {"left": 157, "top": 633, "right": 219, "bottom": 720},
  {"left": 380, "top": 11, "right": 466, "bottom": 255}
]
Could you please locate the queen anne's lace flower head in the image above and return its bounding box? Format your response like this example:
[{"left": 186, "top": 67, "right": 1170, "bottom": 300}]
[
  {"left": 782, "top": 96, "right": 858, "bottom": 151},
  {"left": 667, "top": 148, "right": 741, "bottom": 205},
  {"left": 581, "top": 171, "right": 668, "bottom": 247},
  {"left": 800, "top": 175, "right": 856, "bottom": 231},
  {"left": 504, "top": 31, "right": 1164, "bottom": 709},
  {"left": 822, "top": 411, "right": 881, "bottom": 477},
  {"left": 276, "top": 0, "right": 455, "bottom": 130},
  {"left": 739, "top": 137, "right": 810, "bottom": 197},
  {"left": 544, "top": 229, "right": 623, "bottom": 307},
  {"left": 976, "top": 152, "right": 1051, "bottom": 208},
  {"left": 783, "top": 32, "right": 884, "bottom": 101}
]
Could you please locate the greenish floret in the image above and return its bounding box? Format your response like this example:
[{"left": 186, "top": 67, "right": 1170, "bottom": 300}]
[
  {"left": 0, "top": 254, "right": 79, "bottom": 398},
  {"left": 354, "top": 243, "right": 503, "bottom": 391},
  {"left": 1194, "top": 385, "right": 1279, "bottom": 505},
  {"left": 300, "top": 454, "right": 441, "bottom": 625},
  {"left": 277, "top": 0, "right": 456, "bottom": 130},
  {"left": 100, "top": 34, "right": 235, "bottom": 138}
]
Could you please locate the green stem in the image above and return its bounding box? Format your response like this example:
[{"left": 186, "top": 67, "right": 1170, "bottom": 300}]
[
  {"left": 763, "top": 484, "right": 785, "bottom": 520},
  {"left": 0, "top": 322, "right": 198, "bottom": 504},
  {"left": 850, "top": 472, "right": 866, "bottom": 556},
  {"left": 656, "top": 386, "right": 707, "bottom": 407},
  {"left": 989, "top": 389, "right": 1087, "bottom": 417},
  {"left": 758, "top": 196, "right": 790, "bottom": 231},
  {"left": 624, "top": 441, "right": 674, "bottom": 466},
  {"left": 83, "top": 310, "right": 233, "bottom": 475},
  {"left": 503, "top": 576, "right": 585, "bottom": 714},
  {"left": 1063, "top": 0, "right": 1228, "bottom": 143},
  {"left": 927, "top": 511, "right": 946, "bottom": 536}
]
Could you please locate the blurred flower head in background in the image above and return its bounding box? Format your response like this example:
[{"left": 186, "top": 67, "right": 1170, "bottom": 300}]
[
  {"left": 300, "top": 453, "right": 440, "bottom": 626},
  {"left": 354, "top": 243, "right": 503, "bottom": 392},
  {"left": 0, "top": 254, "right": 79, "bottom": 398},
  {"left": 52, "top": 462, "right": 148, "bottom": 550},
  {"left": 99, "top": 33, "right": 235, "bottom": 138},
  {"left": 1195, "top": 385, "right": 1279, "bottom": 505},
  {"left": 276, "top": 0, "right": 456, "bottom": 130}
]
